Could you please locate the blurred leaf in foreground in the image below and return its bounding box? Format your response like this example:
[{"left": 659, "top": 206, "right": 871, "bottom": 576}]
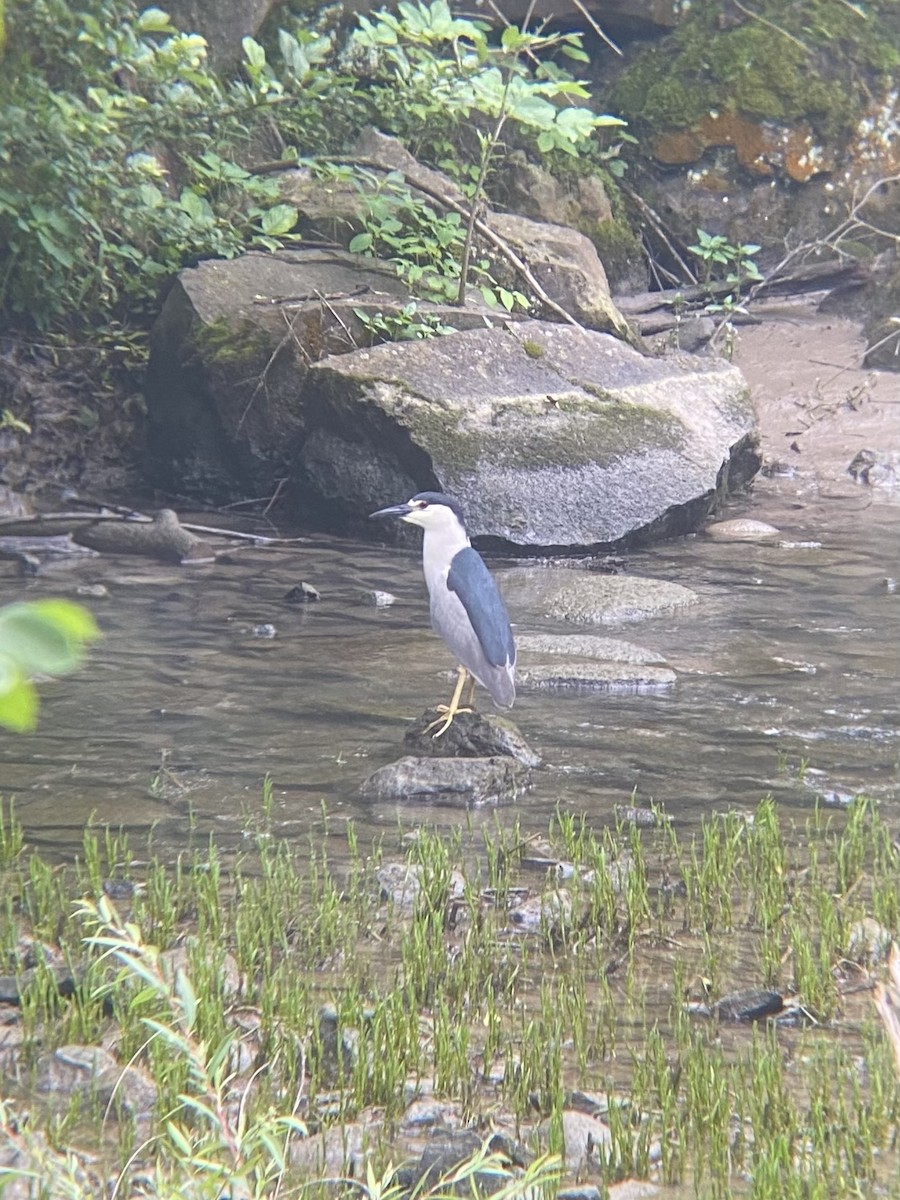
[{"left": 0, "top": 600, "right": 100, "bottom": 732}]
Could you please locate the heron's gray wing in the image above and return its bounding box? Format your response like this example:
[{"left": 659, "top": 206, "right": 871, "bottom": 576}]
[{"left": 446, "top": 548, "right": 515, "bottom": 669}]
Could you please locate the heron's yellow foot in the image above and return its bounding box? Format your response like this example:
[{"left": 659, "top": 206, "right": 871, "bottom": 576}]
[{"left": 424, "top": 665, "right": 474, "bottom": 739}]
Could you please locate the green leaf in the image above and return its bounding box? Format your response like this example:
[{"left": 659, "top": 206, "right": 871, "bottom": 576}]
[
  {"left": 242, "top": 37, "right": 266, "bottom": 69},
  {"left": 179, "top": 190, "right": 212, "bottom": 222},
  {"left": 260, "top": 204, "right": 298, "bottom": 236},
  {"left": 138, "top": 184, "right": 164, "bottom": 209},
  {"left": 349, "top": 232, "right": 374, "bottom": 253},
  {"left": 0, "top": 668, "right": 38, "bottom": 733},
  {"left": 136, "top": 8, "right": 173, "bottom": 33},
  {"left": 0, "top": 601, "right": 96, "bottom": 676},
  {"left": 28, "top": 600, "right": 99, "bottom": 644}
]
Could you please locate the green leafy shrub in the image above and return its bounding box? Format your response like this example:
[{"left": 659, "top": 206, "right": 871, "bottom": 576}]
[{"left": 0, "top": 1, "right": 300, "bottom": 333}]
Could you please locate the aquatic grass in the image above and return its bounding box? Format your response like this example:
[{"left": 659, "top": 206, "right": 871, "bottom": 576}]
[
  {"left": 0, "top": 797, "right": 25, "bottom": 868},
  {"left": 2, "top": 787, "right": 900, "bottom": 1197}
]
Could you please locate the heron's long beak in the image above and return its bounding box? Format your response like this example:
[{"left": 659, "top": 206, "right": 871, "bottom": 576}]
[{"left": 369, "top": 503, "right": 413, "bottom": 521}]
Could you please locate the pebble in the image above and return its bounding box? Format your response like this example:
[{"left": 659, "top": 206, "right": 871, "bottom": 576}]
[{"left": 359, "top": 589, "right": 397, "bottom": 607}]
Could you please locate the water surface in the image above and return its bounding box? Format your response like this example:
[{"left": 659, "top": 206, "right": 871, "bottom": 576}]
[{"left": 1, "top": 473, "right": 896, "bottom": 862}]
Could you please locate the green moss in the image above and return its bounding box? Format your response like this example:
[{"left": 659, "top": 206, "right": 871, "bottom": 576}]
[
  {"left": 402, "top": 395, "right": 685, "bottom": 472},
  {"left": 522, "top": 339, "right": 545, "bottom": 359},
  {"left": 587, "top": 218, "right": 645, "bottom": 292},
  {"left": 193, "top": 317, "right": 273, "bottom": 368},
  {"left": 613, "top": 0, "right": 899, "bottom": 141}
]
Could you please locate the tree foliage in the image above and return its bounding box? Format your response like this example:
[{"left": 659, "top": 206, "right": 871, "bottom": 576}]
[{"left": 0, "top": 0, "right": 623, "bottom": 345}]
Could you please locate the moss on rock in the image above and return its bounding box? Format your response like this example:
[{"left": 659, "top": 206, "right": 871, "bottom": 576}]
[{"left": 613, "top": 0, "right": 899, "bottom": 143}]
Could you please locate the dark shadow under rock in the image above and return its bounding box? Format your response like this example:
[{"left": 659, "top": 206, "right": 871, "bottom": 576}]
[
  {"left": 360, "top": 755, "right": 531, "bottom": 806},
  {"left": 404, "top": 709, "right": 542, "bottom": 766}
]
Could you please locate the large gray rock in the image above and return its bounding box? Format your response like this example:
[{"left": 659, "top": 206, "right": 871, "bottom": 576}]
[
  {"left": 485, "top": 212, "right": 631, "bottom": 338},
  {"left": 145, "top": 248, "right": 756, "bottom": 547},
  {"left": 299, "top": 321, "right": 755, "bottom": 546},
  {"left": 144, "top": 249, "right": 502, "bottom": 502}
]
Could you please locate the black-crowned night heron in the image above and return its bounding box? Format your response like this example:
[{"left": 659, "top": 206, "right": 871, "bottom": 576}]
[{"left": 370, "top": 492, "right": 516, "bottom": 738}]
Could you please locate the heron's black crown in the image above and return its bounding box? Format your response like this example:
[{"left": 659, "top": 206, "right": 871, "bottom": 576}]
[{"left": 409, "top": 492, "right": 467, "bottom": 528}]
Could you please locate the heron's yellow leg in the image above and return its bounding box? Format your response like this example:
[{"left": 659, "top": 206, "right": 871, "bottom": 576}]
[
  {"left": 464, "top": 674, "right": 477, "bottom": 708},
  {"left": 424, "top": 665, "right": 474, "bottom": 738}
]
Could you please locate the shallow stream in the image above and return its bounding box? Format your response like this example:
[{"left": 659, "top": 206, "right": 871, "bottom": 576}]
[{"left": 1, "top": 471, "right": 896, "bottom": 864}]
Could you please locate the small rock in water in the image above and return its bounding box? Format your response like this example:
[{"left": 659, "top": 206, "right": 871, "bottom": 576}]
[
  {"left": 73, "top": 509, "right": 203, "bottom": 563},
  {"left": 284, "top": 581, "right": 320, "bottom": 603},
  {"left": 848, "top": 918, "right": 894, "bottom": 967},
  {"left": 360, "top": 755, "right": 531, "bottom": 806},
  {"left": 615, "top": 805, "right": 666, "bottom": 827},
  {"left": 705, "top": 518, "right": 780, "bottom": 542},
  {"left": 518, "top": 662, "right": 676, "bottom": 692},
  {"left": 848, "top": 449, "right": 899, "bottom": 487},
  {"left": 607, "top": 1182, "right": 660, "bottom": 1200},
  {"left": 711, "top": 988, "right": 785, "bottom": 1022},
  {"left": 251, "top": 623, "right": 277, "bottom": 639},
  {"left": 508, "top": 889, "right": 573, "bottom": 935},
  {"left": 404, "top": 709, "right": 541, "bottom": 767},
  {"left": 359, "top": 589, "right": 397, "bottom": 607},
  {"left": 516, "top": 633, "right": 666, "bottom": 665},
  {"left": 538, "top": 1110, "right": 611, "bottom": 1170},
  {"left": 376, "top": 862, "right": 423, "bottom": 909},
  {"left": 399, "top": 1097, "right": 464, "bottom": 1132},
  {"left": 76, "top": 583, "right": 109, "bottom": 598}
]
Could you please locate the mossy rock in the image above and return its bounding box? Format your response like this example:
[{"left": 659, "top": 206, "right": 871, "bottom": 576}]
[
  {"left": 613, "top": 0, "right": 899, "bottom": 144},
  {"left": 295, "top": 319, "right": 756, "bottom": 548}
]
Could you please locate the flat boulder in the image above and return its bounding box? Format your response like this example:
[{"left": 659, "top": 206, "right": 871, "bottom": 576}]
[{"left": 300, "top": 320, "right": 755, "bottom": 547}]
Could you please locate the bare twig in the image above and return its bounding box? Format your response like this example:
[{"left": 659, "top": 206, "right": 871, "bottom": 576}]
[
  {"left": 730, "top": 0, "right": 811, "bottom": 52},
  {"left": 624, "top": 185, "right": 699, "bottom": 286},
  {"left": 570, "top": 0, "right": 622, "bottom": 56}
]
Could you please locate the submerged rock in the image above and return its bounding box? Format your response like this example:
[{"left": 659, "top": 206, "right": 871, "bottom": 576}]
[
  {"left": 504, "top": 571, "right": 700, "bottom": 628},
  {"left": 34, "top": 1044, "right": 157, "bottom": 1119},
  {"left": 707, "top": 988, "right": 785, "bottom": 1022},
  {"left": 705, "top": 518, "right": 780, "bottom": 541},
  {"left": 73, "top": 509, "right": 203, "bottom": 563},
  {"left": 516, "top": 633, "right": 666, "bottom": 664},
  {"left": 360, "top": 755, "right": 531, "bottom": 805},
  {"left": 518, "top": 661, "right": 676, "bottom": 691}
]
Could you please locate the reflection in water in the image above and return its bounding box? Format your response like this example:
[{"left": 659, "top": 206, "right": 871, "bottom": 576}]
[{"left": 1, "top": 476, "right": 897, "bottom": 862}]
